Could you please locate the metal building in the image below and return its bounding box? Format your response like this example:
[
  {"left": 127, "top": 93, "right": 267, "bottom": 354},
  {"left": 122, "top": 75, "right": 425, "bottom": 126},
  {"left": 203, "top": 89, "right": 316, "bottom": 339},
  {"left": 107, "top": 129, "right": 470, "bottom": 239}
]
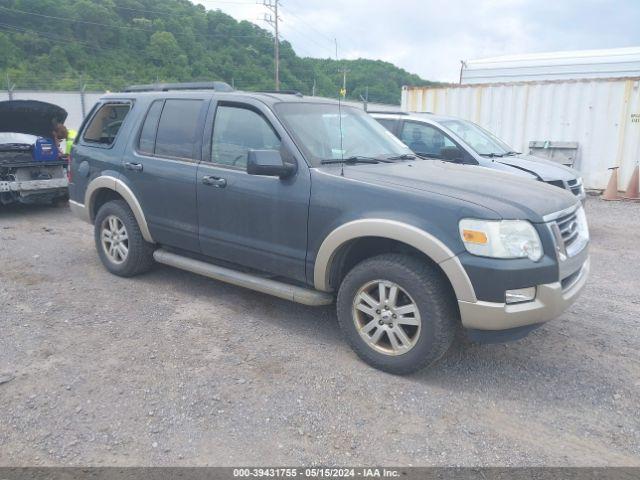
[
  {"left": 402, "top": 49, "right": 640, "bottom": 190},
  {"left": 459, "top": 47, "right": 640, "bottom": 84}
]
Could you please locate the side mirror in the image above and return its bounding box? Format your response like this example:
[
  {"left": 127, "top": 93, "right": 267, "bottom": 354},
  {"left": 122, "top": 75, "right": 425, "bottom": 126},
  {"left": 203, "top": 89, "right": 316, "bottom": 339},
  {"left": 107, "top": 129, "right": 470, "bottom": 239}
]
[
  {"left": 247, "top": 149, "right": 296, "bottom": 178},
  {"left": 440, "top": 146, "right": 464, "bottom": 163}
]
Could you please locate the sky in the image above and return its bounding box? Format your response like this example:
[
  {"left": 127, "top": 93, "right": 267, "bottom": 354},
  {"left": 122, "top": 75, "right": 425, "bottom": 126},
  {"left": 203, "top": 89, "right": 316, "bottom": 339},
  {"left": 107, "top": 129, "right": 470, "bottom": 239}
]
[{"left": 196, "top": 0, "right": 640, "bottom": 82}]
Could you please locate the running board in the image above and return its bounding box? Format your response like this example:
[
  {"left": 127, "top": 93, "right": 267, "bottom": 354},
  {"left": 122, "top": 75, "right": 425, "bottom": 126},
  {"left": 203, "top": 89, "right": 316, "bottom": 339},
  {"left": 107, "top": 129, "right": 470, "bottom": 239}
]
[{"left": 153, "top": 249, "right": 334, "bottom": 306}]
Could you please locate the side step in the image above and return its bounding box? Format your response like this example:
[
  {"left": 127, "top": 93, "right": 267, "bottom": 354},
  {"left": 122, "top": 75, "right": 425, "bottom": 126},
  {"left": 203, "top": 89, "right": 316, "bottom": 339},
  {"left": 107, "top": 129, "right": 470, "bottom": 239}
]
[{"left": 153, "top": 249, "right": 334, "bottom": 306}]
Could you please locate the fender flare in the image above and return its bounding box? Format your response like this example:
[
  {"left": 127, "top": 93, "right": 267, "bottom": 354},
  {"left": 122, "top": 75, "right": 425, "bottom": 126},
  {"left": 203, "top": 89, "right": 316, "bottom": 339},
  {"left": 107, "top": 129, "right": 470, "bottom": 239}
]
[
  {"left": 85, "top": 175, "right": 155, "bottom": 243},
  {"left": 313, "top": 219, "right": 476, "bottom": 303}
]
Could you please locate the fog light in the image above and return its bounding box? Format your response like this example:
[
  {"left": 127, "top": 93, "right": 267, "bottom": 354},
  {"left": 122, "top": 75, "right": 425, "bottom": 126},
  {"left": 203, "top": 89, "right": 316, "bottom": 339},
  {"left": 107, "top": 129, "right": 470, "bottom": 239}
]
[{"left": 505, "top": 287, "right": 536, "bottom": 304}]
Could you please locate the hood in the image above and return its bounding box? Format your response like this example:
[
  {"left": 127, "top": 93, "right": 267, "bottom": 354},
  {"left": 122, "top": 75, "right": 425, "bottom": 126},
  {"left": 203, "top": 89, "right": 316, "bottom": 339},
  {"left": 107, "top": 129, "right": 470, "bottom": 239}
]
[
  {"left": 493, "top": 153, "right": 579, "bottom": 182},
  {"left": 0, "top": 100, "right": 68, "bottom": 139},
  {"left": 319, "top": 159, "right": 578, "bottom": 222}
]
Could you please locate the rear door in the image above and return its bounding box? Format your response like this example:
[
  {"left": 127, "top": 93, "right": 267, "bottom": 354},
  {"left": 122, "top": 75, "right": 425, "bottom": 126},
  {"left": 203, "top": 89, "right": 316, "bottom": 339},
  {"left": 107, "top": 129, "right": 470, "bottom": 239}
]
[
  {"left": 196, "top": 99, "right": 311, "bottom": 283},
  {"left": 123, "top": 97, "right": 208, "bottom": 252}
]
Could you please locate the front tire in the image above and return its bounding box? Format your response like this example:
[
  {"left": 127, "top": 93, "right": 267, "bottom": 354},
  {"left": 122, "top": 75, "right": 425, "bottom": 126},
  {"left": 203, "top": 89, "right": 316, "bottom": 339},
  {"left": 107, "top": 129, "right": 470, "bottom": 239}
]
[
  {"left": 336, "top": 253, "right": 458, "bottom": 374},
  {"left": 94, "top": 200, "right": 155, "bottom": 277}
]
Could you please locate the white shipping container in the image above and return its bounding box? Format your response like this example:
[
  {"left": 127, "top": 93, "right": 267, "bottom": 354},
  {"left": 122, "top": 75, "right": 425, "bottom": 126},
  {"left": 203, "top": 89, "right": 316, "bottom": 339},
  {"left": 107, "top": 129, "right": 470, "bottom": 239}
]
[
  {"left": 401, "top": 78, "right": 640, "bottom": 190},
  {"left": 460, "top": 47, "right": 640, "bottom": 84}
]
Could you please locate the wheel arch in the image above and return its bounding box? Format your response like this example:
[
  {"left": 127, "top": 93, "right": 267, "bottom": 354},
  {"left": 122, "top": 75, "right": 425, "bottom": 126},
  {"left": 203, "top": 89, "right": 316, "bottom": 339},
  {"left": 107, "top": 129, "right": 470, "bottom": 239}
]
[
  {"left": 313, "top": 219, "right": 476, "bottom": 303},
  {"left": 85, "top": 175, "right": 154, "bottom": 243}
]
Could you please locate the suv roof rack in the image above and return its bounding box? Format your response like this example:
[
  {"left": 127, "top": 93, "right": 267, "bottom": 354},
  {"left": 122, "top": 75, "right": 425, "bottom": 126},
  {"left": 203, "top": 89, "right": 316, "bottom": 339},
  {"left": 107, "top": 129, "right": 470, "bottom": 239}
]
[
  {"left": 257, "top": 90, "right": 303, "bottom": 97},
  {"left": 123, "top": 81, "right": 234, "bottom": 93},
  {"left": 367, "top": 110, "right": 409, "bottom": 115}
]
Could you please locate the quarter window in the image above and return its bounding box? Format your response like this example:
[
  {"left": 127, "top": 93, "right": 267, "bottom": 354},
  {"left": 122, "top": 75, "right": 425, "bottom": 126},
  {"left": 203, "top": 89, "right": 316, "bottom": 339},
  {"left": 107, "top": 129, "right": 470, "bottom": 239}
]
[
  {"left": 138, "top": 100, "right": 163, "bottom": 155},
  {"left": 211, "top": 105, "right": 281, "bottom": 169},
  {"left": 154, "top": 99, "right": 204, "bottom": 160},
  {"left": 400, "top": 122, "right": 455, "bottom": 157},
  {"left": 83, "top": 103, "right": 131, "bottom": 145}
]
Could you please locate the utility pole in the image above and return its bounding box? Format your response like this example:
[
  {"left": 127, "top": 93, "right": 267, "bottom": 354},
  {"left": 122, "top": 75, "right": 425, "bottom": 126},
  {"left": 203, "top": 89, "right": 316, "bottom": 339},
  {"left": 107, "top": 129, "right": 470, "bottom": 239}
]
[
  {"left": 6, "top": 73, "right": 15, "bottom": 101},
  {"left": 338, "top": 66, "right": 349, "bottom": 97},
  {"left": 263, "top": 0, "right": 281, "bottom": 91},
  {"left": 334, "top": 38, "right": 348, "bottom": 98},
  {"left": 312, "top": 78, "right": 316, "bottom": 96},
  {"left": 359, "top": 86, "right": 369, "bottom": 112}
]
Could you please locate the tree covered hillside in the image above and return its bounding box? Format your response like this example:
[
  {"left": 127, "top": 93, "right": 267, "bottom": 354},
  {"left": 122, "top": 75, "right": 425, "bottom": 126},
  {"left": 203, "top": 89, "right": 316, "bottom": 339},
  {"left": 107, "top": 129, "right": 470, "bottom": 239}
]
[{"left": 0, "top": 0, "right": 442, "bottom": 103}]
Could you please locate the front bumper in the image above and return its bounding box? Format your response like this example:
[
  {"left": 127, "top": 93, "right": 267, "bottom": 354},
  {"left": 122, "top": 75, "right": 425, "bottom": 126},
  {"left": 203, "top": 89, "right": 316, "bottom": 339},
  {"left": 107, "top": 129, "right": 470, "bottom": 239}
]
[{"left": 458, "top": 256, "right": 589, "bottom": 330}]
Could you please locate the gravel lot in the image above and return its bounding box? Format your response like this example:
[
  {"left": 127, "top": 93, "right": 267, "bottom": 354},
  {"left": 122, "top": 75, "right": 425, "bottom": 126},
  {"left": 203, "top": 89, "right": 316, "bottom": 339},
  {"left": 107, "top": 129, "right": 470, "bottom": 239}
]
[{"left": 1, "top": 197, "right": 639, "bottom": 466}]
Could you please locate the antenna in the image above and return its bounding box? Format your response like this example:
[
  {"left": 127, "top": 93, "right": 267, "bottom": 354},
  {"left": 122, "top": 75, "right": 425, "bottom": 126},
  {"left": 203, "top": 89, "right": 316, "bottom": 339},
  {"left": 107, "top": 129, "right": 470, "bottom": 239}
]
[{"left": 335, "top": 38, "right": 345, "bottom": 177}]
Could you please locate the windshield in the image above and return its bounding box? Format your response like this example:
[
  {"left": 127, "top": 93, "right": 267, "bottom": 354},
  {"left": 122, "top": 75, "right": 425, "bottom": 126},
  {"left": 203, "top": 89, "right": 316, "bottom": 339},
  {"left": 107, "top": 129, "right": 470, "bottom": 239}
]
[
  {"left": 440, "top": 119, "right": 514, "bottom": 156},
  {"left": 275, "top": 103, "right": 413, "bottom": 166}
]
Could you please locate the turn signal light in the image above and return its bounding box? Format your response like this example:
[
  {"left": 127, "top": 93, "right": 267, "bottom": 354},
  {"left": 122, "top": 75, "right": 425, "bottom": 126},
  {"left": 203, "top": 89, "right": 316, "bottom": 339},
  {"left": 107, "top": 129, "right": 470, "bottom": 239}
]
[{"left": 462, "top": 229, "right": 488, "bottom": 244}]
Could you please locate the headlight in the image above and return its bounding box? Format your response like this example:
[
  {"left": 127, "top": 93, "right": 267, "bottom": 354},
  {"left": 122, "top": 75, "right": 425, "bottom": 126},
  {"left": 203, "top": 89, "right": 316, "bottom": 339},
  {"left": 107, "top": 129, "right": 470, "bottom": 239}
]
[{"left": 459, "top": 219, "right": 543, "bottom": 261}]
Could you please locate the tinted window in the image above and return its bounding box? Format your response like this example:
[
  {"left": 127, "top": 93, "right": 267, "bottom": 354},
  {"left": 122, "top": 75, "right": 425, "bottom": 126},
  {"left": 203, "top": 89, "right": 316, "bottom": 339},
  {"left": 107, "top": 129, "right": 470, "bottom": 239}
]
[
  {"left": 155, "top": 99, "right": 203, "bottom": 159},
  {"left": 138, "top": 100, "right": 163, "bottom": 155},
  {"left": 400, "top": 121, "right": 455, "bottom": 157},
  {"left": 375, "top": 118, "right": 397, "bottom": 132},
  {"left": 211, "top": 105, "right": 281, "bottom": 169},
  {"left": 83, "top": 103, "right": 131, "bottom": 145}
]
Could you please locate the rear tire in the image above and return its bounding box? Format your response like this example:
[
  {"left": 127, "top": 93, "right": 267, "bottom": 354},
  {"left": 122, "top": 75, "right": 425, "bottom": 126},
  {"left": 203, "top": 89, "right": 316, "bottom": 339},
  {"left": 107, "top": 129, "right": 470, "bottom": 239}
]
[
  {"left": 336, "top": 253, "right": 458, "bottom": 374},
  {"left": 94, "top": 200, "right": 155, "bottom": 277}
]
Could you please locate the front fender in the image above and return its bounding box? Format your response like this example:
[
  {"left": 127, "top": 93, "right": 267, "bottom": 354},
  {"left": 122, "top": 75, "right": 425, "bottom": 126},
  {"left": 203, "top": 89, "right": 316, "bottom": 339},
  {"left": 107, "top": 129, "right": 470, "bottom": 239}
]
[{"left": 313, "top": 218, "right": 476, "bottom": 303}]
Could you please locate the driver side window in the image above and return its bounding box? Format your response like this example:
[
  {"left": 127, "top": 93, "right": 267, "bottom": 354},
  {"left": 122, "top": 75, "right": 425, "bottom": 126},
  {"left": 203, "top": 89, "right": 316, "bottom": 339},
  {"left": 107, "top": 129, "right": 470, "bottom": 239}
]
[
  {"left": 211, "top": 105, "right": 281, "bottom": 169},
  {"left": 400, "top": 122, "right": 454, "bottom": 157}
]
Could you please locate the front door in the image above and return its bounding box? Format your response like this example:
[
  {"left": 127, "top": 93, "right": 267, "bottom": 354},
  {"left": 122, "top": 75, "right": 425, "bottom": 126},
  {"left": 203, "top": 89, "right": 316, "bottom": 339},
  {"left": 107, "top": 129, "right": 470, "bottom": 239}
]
[{"left": 196, "top": 100, "right": 310, "bottom": 283}]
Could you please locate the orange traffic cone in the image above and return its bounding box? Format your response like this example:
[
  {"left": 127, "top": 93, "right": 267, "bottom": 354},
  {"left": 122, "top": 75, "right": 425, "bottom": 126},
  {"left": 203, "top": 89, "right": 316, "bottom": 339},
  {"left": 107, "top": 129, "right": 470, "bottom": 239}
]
[
  {"left": 602, "top": 167, "right": 621, "bottom": 201},
  {"left": 623, "top": 165, "right": 640, "bottom": 201}
]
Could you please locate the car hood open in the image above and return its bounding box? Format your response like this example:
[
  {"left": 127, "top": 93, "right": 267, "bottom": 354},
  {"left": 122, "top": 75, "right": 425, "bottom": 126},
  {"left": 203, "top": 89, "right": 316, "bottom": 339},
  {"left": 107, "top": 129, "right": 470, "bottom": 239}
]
[
  {"left": 0, "top": 100, "right": 68, "bottom": 139},
  {"left": 319, "top": 159, "right": 578, "bottom": 222}
]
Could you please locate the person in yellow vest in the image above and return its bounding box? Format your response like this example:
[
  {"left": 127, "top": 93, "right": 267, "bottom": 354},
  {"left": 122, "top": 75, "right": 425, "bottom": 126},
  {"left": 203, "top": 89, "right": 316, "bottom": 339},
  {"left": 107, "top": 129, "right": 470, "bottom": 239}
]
[{"left": 65, "top": 129, "right": 77, "bottom": 155}]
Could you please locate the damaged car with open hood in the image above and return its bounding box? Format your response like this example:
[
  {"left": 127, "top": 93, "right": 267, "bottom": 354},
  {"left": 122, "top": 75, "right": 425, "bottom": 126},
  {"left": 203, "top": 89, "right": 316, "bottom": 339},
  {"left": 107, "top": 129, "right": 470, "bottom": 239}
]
[{"left": 0, "top": 100, "right": 69, "bottom": 205}]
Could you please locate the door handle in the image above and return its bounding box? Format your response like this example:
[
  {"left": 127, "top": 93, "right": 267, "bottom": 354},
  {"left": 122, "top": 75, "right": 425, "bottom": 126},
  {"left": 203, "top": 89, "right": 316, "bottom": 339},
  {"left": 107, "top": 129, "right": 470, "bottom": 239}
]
[
  {"left": 202, "top": 175, "right": 227, "bottom": 188},
  {"left": 124, "top": 162, "right": 143, "bottom": 172}
]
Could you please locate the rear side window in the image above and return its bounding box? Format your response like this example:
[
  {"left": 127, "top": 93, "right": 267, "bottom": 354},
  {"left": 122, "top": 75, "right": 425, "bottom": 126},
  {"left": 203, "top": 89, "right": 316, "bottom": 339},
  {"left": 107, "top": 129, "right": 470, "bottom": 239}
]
[
  {"left": 138, "top": 100, "right": 163, "bottom": 155},
  {"left": 83, "top": 103, "right": 131, "bottom": 145},
  {"left": 154, "top": 99, "right": 203, "bottom": 160},
  {"left": 375, "top": 118, "right": 397, "bottom": 133}
]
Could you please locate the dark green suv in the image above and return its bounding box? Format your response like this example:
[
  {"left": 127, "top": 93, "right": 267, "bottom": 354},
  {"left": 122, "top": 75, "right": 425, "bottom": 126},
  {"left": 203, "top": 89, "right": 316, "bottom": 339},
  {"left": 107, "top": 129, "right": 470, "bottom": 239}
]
[{"left": 68, "top": 82, "right": 589, "bottom": 374}]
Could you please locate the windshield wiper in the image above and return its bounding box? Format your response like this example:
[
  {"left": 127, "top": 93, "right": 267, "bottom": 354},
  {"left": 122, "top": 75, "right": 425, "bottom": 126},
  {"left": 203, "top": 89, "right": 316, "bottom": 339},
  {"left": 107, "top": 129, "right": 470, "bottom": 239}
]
[
  {"left": 415, "top": 152, "right": 440, "bottom": 159},
  {"left": 480, "top": 152, "right": 505, "bottom": 158},
  {"left": 384, "top": 154, "right": 416, "bottom": 161},
  {"left": 320, "top": 156, "right": 391, "bottom": 165},
  {"left": 503, "top": 151, "right": 521, "bottom": 156}
]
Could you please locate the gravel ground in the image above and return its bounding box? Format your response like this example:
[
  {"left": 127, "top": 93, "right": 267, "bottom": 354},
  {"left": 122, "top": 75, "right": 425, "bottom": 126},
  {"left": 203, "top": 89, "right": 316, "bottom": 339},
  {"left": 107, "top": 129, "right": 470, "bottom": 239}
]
[{"left": 0, "top": 197, "right": 639, "bottom": 467}]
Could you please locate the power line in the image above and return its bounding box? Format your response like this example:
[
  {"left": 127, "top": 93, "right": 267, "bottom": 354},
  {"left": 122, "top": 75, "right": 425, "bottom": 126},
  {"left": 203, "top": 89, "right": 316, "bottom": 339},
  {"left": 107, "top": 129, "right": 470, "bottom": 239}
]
[
  {"left": 111, "top": 1, "right": 256, "bottom": 18},
  {"left": 278, "top": 5, "right": 334, "bottom": 45},
  {"left": 0, "top": 6, "right": 272, "bottom": 40},
  {"left": 0, "top": 22, "right": 102, "bottom": 51}
]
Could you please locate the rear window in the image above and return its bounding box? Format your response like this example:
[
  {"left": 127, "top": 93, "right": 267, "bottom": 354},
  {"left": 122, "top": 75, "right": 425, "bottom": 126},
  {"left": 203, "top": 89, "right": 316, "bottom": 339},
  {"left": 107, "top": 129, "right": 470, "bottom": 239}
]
[
  {"left": 83, "top": 103, "right": 131, "bottom": 145},
  {"left": 154, "top": 99, "right": 204, "bottom": 160}
]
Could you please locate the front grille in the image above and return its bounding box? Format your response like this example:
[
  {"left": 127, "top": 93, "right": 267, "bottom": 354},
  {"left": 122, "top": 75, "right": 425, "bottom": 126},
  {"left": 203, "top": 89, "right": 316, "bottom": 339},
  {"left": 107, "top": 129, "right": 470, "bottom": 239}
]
[
  {"left": 545, "top": 179, "right": 583, "bottom": 198},
  {"left": 556, "top": 210, "right": 580, "bottom": 250},
  {"left": 546, "top": 180, "right": 565, "bottom": 189}
]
